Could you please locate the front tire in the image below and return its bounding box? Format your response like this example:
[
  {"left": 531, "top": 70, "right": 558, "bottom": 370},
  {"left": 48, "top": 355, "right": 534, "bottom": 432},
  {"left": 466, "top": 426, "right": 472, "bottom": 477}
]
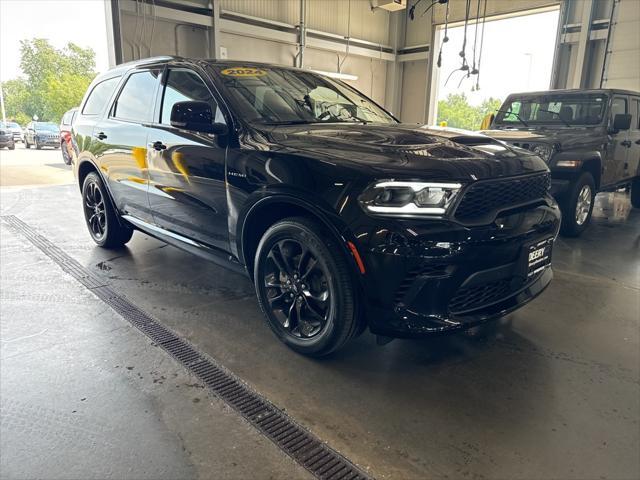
[
  {"left": 560, "top": 171, "right": 596, "bottom": 237},
  {"left": 8, "top": 143, "right": 15, "bottom": 150},
  {"left": 82, "top": 172, "right": 133, "bottom": 248},
  {"left": 35, "top": 139, "right": 41, "bottom": 150},
  {"left": 25, "top": 139, "right": 30, "bottom": 149},
  {"left": 254, "top": 217, "right": 361, "bottom": 356},
  {"left": 631, "top": 177, "right": 640, "bottom": 209}
]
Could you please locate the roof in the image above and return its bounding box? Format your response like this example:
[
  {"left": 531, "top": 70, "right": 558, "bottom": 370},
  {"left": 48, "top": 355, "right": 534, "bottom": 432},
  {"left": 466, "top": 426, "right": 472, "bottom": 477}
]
[{"left": 506, "top": 88, "right": 639, "bottom": 97}]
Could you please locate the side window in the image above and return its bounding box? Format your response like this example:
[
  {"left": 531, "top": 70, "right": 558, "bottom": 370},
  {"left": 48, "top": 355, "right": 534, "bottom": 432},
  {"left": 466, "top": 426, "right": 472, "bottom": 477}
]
[
  {"left": 112, "top": 69, "right": 161, "bottom": 122},
  {"left": 160, "top": 69, "right": 223, "bottom": 125},
  {"left": 632, "top": 98, "right": 640, "bottom": 130},
  {"left": 82, "top": 77, "right": 120, "bottom": 115},
  {"left": 610, "top": 96, "right": 627, "bottom": 122}
]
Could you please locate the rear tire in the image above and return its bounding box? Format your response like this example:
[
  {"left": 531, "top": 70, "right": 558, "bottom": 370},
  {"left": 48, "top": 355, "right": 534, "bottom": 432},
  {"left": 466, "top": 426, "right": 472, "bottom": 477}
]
[
  {"left": 82, "top": 172, "right": 133, "bottom": 248},
  {"left": 25, "top": 139, "right": 30, "bottom": 149},
  {"left": 61, "top": 141, "right": 71, "bottom": 165},
  {"left": 8, "top": 143, "right": 15, "bottom": 150},
  {"left": 560, "top": 171, "right": 596, "bottom": 237},
  {"left": 254, "top": 217, "right": 362, "bottom": 356}
]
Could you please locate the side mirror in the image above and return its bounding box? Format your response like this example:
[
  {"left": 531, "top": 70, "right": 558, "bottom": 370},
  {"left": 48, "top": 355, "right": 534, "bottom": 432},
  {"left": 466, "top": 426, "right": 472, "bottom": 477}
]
[
  {"left": 610, "top": 113, "right": 632, "bottom": 134},
  {"left": 170, "top": 101, "right": 227, "bottom": 135}
]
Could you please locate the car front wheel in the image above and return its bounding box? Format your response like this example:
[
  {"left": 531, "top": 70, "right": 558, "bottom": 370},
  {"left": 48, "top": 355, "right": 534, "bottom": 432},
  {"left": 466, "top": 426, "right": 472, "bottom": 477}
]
[
  {"left": 560, "top": 171, "right": 596, "bottom": 237},
  {"left": 254, "top": 217, "right": 361, "bottom": 356},
  {"left": 25, "top": 139, "right": 30, "bottom": 149},
  {"left": 82, "top": 172, "right": 133, "bottom": 248}
]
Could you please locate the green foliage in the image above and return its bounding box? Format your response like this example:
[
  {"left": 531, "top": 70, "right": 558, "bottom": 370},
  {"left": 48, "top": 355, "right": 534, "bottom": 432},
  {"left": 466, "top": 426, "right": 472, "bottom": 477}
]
[
  {"left": 1, "top": 38, "right": 97, "bottom": 125},
  {"left": 437, "top": 93, "right": 502, "bottom": 131}
]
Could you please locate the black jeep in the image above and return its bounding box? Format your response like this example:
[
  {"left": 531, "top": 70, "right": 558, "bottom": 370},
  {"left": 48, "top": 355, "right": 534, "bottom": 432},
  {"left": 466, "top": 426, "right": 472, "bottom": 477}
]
[{"left": 483, "top": 89, "right": 640, "bottom": 236}]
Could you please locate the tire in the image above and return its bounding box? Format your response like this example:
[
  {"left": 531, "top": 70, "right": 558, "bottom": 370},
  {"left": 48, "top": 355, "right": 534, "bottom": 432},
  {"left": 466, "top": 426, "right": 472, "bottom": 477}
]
[
  {"left": 560, "top": 171, "right": 596, "bottom": 237},
  {"left": 35, "top": 139, "right": 41, "bottom": 150},
  {"left": 254, "top": 217, "right": 361, "bottom": 356},
  {"left": 82, "top": 172, "right": 133, "bottom": 248},
  {"left": 25, "top": 139, "right": 30, "bottom": 149},
  {"left": 8, "top": 143, "right": 15, "bottom": 150},
  {"left": 61, "top": 142, "right": 71, "bottom": 165},
  {"left": 631, "top": 177, "right": 640, "bottom": 209}
]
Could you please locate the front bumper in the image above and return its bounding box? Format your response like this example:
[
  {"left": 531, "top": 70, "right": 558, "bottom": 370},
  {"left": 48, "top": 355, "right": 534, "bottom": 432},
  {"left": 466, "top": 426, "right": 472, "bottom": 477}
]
[{"left": 351, "top": 201, "right": 560, "bottom": 337}]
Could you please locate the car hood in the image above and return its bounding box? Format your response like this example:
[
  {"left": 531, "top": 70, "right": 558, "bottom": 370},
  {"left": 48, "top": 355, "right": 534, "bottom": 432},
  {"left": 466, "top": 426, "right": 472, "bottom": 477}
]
[
  {"left": 482, "top": 125, "right": 606, "bottom": 150},
  {"left": 259, "top": 123, "right": 547, "bottom": 182}
]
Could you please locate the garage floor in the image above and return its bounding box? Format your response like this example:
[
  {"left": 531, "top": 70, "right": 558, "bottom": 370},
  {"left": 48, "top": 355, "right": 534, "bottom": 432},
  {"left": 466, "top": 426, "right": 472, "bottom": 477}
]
[{"left": 1, "top": 150, "right": 639, "bottom": 479}]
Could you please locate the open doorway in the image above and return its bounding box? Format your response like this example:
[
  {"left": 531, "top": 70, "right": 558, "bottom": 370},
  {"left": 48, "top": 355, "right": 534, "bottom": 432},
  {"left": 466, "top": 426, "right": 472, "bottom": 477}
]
[{"left": 430, "top": 7, "right": 560, "bottom": 130}]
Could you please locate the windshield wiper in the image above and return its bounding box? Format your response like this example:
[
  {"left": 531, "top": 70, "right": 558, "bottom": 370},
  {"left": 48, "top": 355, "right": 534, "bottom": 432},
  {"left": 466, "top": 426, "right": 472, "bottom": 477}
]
[
  {"left": 536, "top": 109, "right": 571, "bottom": 127},
  {"left": 261, "top": 120, "right": 318, "bottom": 126},
  {"left": 495, "top": 109, "right": 529, "bottom": 127}
]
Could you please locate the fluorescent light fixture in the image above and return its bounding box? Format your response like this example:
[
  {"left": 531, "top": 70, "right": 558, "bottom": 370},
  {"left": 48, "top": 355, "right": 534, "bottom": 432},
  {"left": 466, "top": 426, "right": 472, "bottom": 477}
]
[{"left": 311, "top": 69, "right": 358, "bottom": 81}]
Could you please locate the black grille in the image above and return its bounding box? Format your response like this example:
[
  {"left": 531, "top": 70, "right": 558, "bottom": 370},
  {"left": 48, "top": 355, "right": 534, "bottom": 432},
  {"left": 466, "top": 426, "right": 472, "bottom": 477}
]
[
  {"left": 448, "top": 279, "right": 512, "bottom": 314},
  {"left": 454, "top": 173, "right": 550, "bottom": 222}
]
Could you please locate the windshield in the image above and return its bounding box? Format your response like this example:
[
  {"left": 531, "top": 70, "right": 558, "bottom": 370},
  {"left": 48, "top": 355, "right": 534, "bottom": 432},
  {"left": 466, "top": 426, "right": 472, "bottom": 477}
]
[
  {"left": 210, "top": 65, "right": 397, "bottom": 125},
  {"left": 0, "top": 122, "right": 20, "bottom": 129},
  {"left": 494, "top": 94, "right": 607, "bottom": 126},
  {"left": 34, "top": 122, "right": 59, "bottom": 131}
]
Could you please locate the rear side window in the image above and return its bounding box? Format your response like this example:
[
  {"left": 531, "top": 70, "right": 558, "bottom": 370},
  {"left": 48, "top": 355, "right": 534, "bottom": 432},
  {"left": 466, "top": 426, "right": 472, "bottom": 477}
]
[
  {"left": 82, "top": 77, "right": 120, "bottom": 115},
  {"left": 160, "top": 69, "right": 223, "bottom": 125},
  {"left": 632, "top": 98, "right": 640, "bottom": 130},
  {"left": 112, "top": 70, "right": 161, "bottom": 122}
]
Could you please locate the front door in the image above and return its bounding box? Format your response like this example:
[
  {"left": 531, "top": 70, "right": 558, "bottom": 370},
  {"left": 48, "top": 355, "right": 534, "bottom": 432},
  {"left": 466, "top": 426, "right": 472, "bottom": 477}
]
[
  {"left": 627, "top": 97, "right": 640, "bottom": 180},
  {"left": 146, "top": 67, "right": 229, "bottom": 251},
  {"left": 93, "top": 68, "right": 161, "bottom": 223},
  {"left": 603, "top": 95, "right": 630, "bottom": 187}
]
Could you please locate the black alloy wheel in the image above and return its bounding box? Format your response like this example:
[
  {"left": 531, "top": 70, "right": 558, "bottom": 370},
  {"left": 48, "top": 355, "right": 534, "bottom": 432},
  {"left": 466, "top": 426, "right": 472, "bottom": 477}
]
[
  {"left": 264, "top": 238, "right": 331, "bottom": 339},
  {"left": 254, "top": 217, "right": 361, "bottom": 356},
  {"left": 82, "top": 172, "right": 133, "bottom": 248}
]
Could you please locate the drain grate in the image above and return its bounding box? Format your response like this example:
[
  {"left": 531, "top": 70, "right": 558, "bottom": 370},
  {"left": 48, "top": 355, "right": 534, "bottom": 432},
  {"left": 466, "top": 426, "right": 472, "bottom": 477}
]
[{"left": 1, "top": 215, "right": 372, "bottom": 480}]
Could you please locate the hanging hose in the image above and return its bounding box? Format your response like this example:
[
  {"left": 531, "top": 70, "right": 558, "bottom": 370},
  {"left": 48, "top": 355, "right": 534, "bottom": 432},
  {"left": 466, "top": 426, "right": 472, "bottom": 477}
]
[
  {"left": 338, "top": 0, "right": 351, "bottom": 73},
  {"left": 475, "top": 0, "right": 488, "bottom": 90},
  {"left": 437, "top": 0, "right": 450, "bottom": 68}
]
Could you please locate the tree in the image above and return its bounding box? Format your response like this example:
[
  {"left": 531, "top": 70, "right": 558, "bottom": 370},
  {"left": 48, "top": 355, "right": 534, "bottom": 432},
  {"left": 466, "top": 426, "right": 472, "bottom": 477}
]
[
  {"left": 436, "top": 93, "right": 502, "bottom": 131},
  {"left": 1, "top": 38, "right": 97, "bottom": 124}
]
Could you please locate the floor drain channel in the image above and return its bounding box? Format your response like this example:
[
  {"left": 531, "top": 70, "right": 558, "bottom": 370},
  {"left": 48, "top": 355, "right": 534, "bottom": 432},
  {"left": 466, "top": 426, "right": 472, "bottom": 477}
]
[{"left": 1, "top": 215, "right": 372, "bottom": 480}]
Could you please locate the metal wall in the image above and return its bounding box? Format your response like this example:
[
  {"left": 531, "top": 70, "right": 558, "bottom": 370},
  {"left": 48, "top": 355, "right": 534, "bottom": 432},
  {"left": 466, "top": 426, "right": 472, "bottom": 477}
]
[{"left": 106, "top": 0, "right": 640, "bottom": 124}]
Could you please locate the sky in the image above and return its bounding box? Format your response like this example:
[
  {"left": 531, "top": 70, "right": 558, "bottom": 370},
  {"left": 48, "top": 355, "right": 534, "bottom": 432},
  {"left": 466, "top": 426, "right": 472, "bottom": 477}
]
[
  {"left": 435, "top": 9, "right": 560, "bottom": 106},
  {"left": 0, "top": 0, "right": 110, "bottom": 82}
]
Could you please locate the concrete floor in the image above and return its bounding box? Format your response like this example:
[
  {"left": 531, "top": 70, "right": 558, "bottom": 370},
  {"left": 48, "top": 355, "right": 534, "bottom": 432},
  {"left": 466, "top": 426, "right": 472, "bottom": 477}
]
[{"left": 1, "top": 145, "right": 639, "bottom": 479}]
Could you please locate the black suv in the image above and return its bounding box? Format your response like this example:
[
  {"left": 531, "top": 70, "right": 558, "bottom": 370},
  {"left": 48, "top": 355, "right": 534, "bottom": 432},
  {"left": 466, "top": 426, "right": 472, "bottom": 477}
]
[
  {"left": 71, "top": 57, "right": 560, "bottom": 356},
  {"left": 483, "top": 89, "right": 640, "bottom": 236}
]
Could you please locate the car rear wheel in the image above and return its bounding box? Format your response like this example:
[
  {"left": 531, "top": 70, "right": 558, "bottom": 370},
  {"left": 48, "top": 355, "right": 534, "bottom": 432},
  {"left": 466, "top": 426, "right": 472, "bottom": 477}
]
[
  {"left": 560, "top": 171, "right": 596, "bottom": 237},
  {"left": 61, "top": 141, "right": 71, "bottom": 164},
  {"left": 8, "top": 143, "right": 15, "bottom": 150},
  {"left": 24, "top": 139, "right": 30, "bottom": 149},
  {"left": 82, "top": 172, "right": 133, "bottom": 248},
  {"left": 254, "top": 217, "right": 361, "bottom": 356},
  {"left": 631, "top": 177, "right": 640, "bottom": 209}
]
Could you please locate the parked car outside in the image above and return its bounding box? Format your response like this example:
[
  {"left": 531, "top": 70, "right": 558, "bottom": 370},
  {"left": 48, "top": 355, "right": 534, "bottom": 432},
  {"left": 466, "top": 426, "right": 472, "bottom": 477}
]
[
  {"left": 482, "top": 89, "right": 640, "bottom": 236},
  {"left": 72, "top": 57, "right": 560, "bottom": 356},
  {"left": 0, "top": 126, "right": 16, "bottom": 150},
  {"left": 0, "top": 121, "right": 24, "bottom": 143},
  {"left": 24, "top": 121, "right": 61, "bottom": 149},
  {"left": 60, "top": 107, "right": 78, "bottom": 164}
]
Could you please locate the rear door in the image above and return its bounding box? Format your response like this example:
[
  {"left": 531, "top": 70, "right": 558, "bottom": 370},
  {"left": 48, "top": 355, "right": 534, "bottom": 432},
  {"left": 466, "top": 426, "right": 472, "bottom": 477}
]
[
  {"left": 627, "top": 97, "right": 640, "bottom": 179},
  {"left": 146, "top": 66, "right": 229, "bottom": 251},
  {"left": 93, "top": 68, "right": 162, "bottom": 223},
  {"left": 603, "top": 95, "right": 630, "bottom": 187}
]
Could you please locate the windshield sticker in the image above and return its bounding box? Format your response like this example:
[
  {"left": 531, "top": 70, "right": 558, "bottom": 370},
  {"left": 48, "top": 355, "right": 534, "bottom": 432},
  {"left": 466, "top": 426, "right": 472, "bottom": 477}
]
[{"left": 221, "top": 67, "right": 266, "bottom": 77}]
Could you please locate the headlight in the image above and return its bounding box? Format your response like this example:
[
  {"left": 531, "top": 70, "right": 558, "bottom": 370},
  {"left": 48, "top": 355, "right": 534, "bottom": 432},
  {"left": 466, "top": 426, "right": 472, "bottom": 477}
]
[
  {"left": 359, "top": 181, "right": 462, "bottom": 215},
  {"left": 532, "top": 144, "right": 553, "bottom": 162}
]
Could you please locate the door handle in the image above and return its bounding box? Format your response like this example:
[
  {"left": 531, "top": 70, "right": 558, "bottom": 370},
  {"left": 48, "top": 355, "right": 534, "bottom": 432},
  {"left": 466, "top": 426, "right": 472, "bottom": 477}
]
[
  {"left": 94, "top": 132, "right": 107, "bottom": 140},
  {"left": 152, "top": 141, "right": 167, "bottom": 151},
  {"left": 635, "top": 139, "right": 640, "bottom": 145},
  {"left": 620, "top": 140, "right": 632, "bottom": 148}
]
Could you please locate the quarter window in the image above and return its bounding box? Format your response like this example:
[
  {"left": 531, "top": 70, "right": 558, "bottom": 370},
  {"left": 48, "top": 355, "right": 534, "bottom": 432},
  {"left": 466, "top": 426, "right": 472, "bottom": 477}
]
[
  {"left": 632, "top": 98, "right": 640, "bottom": 130},
  {"left": 82, "top": 77, "right": 120, "bottom": 115},
  {"left": 112, "top": 70, "right": 161, "bottom": 122},
  {"left": 160, "top": 69, "right": 222, "bottom": 125}
]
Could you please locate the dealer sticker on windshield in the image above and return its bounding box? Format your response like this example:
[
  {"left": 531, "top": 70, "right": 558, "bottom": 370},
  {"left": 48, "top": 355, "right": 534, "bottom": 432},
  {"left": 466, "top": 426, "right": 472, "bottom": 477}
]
[{"left": 221, "top": 67, "right": 267, "bottom": 77}]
